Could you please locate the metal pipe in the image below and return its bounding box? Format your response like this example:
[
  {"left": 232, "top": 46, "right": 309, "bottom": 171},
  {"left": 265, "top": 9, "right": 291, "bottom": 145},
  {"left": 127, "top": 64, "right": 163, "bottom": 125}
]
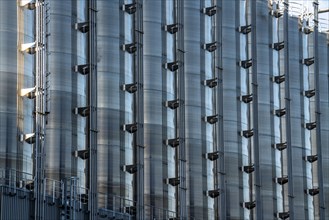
[
  {"left": 88, "top": 0, "right": 98, "bottom": 218},
  {"left": 134, "top": 0, "right": 144, "bottom": 218},
  {"left": 34, "top": 1, "right": 47, "bottom": 218},
  {"left": 318, "top": 8, "right": 329, "bottom": 13},
  {"left": 177, "top": 1, "right": 186, "bottom": 219}
]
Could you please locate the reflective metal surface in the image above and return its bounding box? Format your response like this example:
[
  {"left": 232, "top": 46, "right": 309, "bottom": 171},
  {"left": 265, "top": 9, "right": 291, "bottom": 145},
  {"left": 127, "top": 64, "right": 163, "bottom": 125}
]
[
  {"left": 143, "top": 0, "right": 173, "bottom": 215},
  {"left": 317, "top": 32, "right": 329, "bottom": 220},
  {"left": 285, "top": 16, "right": 308, "bottom": 219},
  {"left": 221, "top": 1, "right": 244, "bottom": 219},
  {"left": 96, "top": 0, "right": 134, "bottom": 209},
  {"left": 0, "top": 1, "right": 34, "bottom": 176},
  {"left": 0, "top": 1, "right": 328, "bottom": 219},
  {"left": 45, "top": 0, "right": 87, "bottom": 182}
]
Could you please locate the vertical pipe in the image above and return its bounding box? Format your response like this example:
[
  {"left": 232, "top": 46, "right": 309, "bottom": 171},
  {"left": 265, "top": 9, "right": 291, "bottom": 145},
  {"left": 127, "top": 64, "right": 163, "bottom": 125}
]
[
  {"left": 135, "top": 0, "right": 144, "bottom": 218},
  {"left": 250, "top": 0, "right": 262, "bottom": 218},
  {"left": 177, "top": 1, "right": 186, "bottom": 218},
  {"left": 216, "top": 0, "right": 226, "bottom": 219},
  {"left": 88, "top": 0, "right": 97, "bottom": 218},
  {"left": 34, "top": 1, "right": 47, "bottom": 218}
]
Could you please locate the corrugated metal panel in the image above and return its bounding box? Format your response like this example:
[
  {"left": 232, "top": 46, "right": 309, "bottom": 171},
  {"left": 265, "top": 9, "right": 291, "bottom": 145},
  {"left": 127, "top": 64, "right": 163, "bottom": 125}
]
[{"left": 0, "top": 187, "right": 31, "bottom": 220}]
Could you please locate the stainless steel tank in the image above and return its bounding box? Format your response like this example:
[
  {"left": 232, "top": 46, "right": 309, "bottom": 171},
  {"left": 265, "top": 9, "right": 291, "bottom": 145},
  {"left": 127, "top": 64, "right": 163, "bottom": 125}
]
[
  {"left": 220, "top": 0, "right": 246, "bottom": 219},
  {"left": 284, "top": 15, "right": 308, "bottom": 219},
  {"left": 143, "top": 0, "right": 175, "bottom": 216},
  {"left": 45, "top": 0, "right": 87, "bottom": 183},
  {"left": 0, "top": 1, "right": 328, "bottom": 219},
  {"left": 252, "top": 1, "right": 277, "bottom": 219},
  {"left": 183, "top": 0, "right": 215, "bottom": 218},
  {"left": 270, "top": 1, "right": 285, "bottom": 216},
  {"left": 317, "top": 32, "right": 329, "bottom": 220},
  {"left": 0, "top": 1, "right": 34, "bottom": 178},
  {"left": 96, "top": 0, "right": 135, "bottom": 210}
]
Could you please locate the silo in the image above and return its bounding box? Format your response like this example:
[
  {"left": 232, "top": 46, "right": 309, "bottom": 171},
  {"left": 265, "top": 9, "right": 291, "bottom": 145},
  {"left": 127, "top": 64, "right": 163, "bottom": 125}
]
[
  {"left": 96, "top": 0, "right": 135, "bottom": 211},
  {"left": 45, "top": 0, "right": 88, "bottom": 183},
  {"left": 0, "top": 1, "right": 34, "bottom": 180},
  {"left": 284, "top": 10, "right": 308, "bottom": 219},
  {"left": 220, "top": 0, "right": 248, "bottom": 218},
  {"left": 183, "top": 0, "right": 216, "bottom": 218},
  {"left": 268, "top": 0, "right": 285, "bottom": 216},
  {"left": 143, "top": 0, "right": 177, "bottom": 217},
  {"left": 252, "top": 0, "right": 277, "bottom": 218},
  {"left": 317, "top": 30, "right": 329, "bottom": 220}
]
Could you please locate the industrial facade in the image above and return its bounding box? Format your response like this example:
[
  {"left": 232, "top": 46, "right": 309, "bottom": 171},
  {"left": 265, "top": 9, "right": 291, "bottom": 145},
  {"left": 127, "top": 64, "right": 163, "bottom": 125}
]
[{"left": 0, "top": 0, "right": 328, "bottom": 219}]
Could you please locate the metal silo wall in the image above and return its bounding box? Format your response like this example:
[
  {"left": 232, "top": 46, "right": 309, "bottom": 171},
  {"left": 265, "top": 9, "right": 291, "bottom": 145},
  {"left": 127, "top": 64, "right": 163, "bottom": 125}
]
[
  {"left": 96, "top": 0, "right": 134, "bottom": 209},
  {"left": 183, "top": 0, "right": 214, "bottom": 218},
  {"left": 143, "top": 0, "right": 166, "bottom": 214},
  {"left": 252, "top": 1, "right": 275, "bottom": 218},
  {"left": 269, "top": 1, "right": 284, "bottom": 215},
  {"left": 162, "top": 0, "right": 177, "bottom": 215},
  {"left": 0, "top": 2, "right": 34, "bottom": 175},
  {"left": 203, "top": 1, "right": 216, "bottom": 219},
  {"left": 45, "top": 0, "right": 87, "bottom": 181},
  {"left": 183, "top": 0, "right": 200, "bottom": 218},
  {"left": 221, "top": 1, "right": 244, "bottom": 219},
  {"left": 302, "top": 17, "right": 315, "bottom": 219},
  {"left": 17, "top": 1, "right": 35, "bottom": 179},
  {"left": 285, "top": 16, "right": 308, "bottom": 219},
  {"left": 318, "top": 33, "right": 329, "bottom": 220}
]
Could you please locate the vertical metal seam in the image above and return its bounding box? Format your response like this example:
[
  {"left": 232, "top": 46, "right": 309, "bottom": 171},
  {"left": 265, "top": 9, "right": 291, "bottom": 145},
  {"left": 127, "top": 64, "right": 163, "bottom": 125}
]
[
  {"left": 135, "top": 0, "right": 144, "bottom": 218},
  {"left": 283, "top": 0, "right": 295, "bottom": 218},
  {"left": 216, "top": 1, "right": 226, "bottom": 219},
  {"left": 251, "top": 0, "right": 262, "bottom": 218}
]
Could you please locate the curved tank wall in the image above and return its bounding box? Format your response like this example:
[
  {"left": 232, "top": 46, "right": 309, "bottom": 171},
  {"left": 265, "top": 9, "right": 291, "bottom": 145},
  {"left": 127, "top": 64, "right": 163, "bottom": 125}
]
[
  {"left": 285, "top": 16, "right": 308, "bottom": 219},
  {"left": 253, "top": 1, "right": 277, "bottom": 218},
  {"left": 318, "top": 33, "right": 329, "bottom": 220},
  {"left": 269, "top": 2, "right": 284, "bottom": 215},
  {"left": 96, "top": 0, "right": 134, "bottom": 209},
  {"left": 163, "top": 0, "right": 178, "bottom": 215},
  {"left": 143, "top": 0, "right": 173, "bottom": 215},
  {"left": 221, "top": 0, "right": 245, "bottom": 219},
  {"left": 17, "top": 1, "right": 35, "bottom": 177},
  {"left": 45, "top": 0, "right": 87, "bottom": 182},
  {"left": 183, "top": 0, "right": 215, "bottom": 218},
  {"left": 0, "top": 1, "right": 34, "bottom": 176},
  {"left": 0, "top": 1, "right": 328, "bottom": 219}
]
